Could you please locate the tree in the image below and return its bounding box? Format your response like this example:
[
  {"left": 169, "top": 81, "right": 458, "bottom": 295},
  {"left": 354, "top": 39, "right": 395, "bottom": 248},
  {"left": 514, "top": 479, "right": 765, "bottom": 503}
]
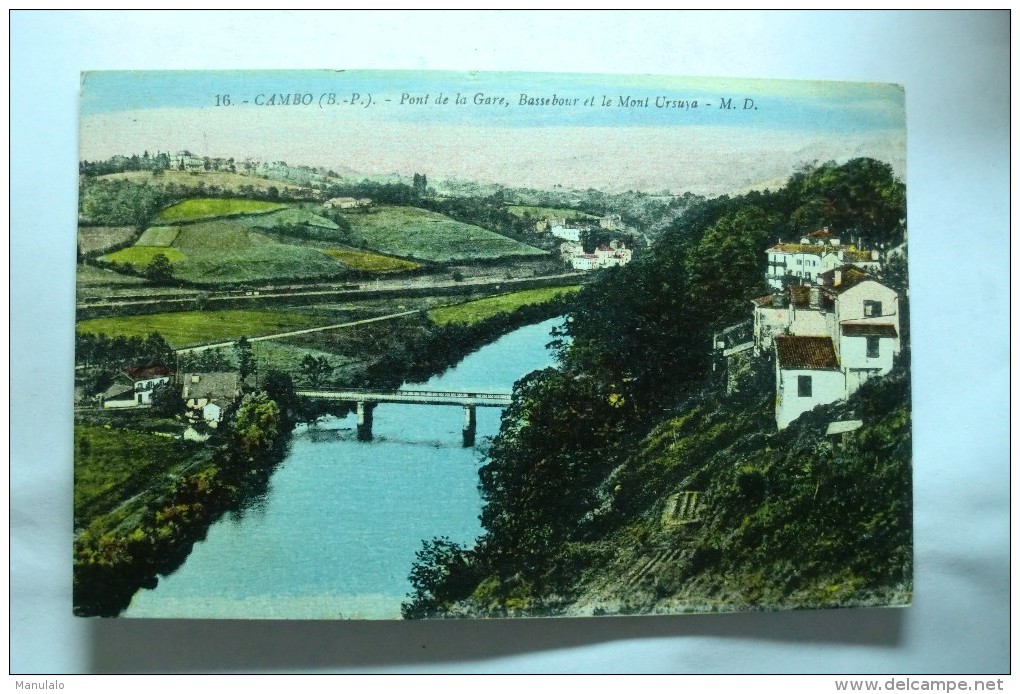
[
  {"left": 235, "top": 337, "right": 255, "bottom": 382},
  {"left": 230, "top": 392, "right": 281, "bottom": 456},
  {"left": 150, "top": 380, "right": 185, "bottom": 418},
  {"left": 300, "top": 355, "right": 333, "bottom": 388},
  {"left": 144, "top": 253, "right": 174, "bottom": 285}
]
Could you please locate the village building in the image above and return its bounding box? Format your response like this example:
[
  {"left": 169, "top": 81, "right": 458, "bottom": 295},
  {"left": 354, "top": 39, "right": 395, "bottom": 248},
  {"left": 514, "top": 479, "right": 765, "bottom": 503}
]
[
  {"left": 101, "top": 365, "right": 174, "bottom": 408},
  {"left": 570, "top": 254, "right": 600, "bottom": 271},
  {"left": 169, "top": 150, "right": 204, "bottom": 172},
  {"left": 774, "top": 335, "right": 847, "bottom": 430},
  {"left": 599, "top": 213, "right": 623, "bottom": 230},
  {"left": 765, "top": 227, "right": 881, "bottom": 289},
  {"left": 325, "top": 197, "right": 371, "bottom": 210},
  {"left": 181, "top": 372, "right": 242, "bottom": 425}
]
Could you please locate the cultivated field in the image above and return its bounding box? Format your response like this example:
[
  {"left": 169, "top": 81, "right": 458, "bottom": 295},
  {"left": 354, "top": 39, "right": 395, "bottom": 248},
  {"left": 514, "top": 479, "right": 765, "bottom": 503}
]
[
  {"left": 322, "top": 248, "right": 421, "bottom": 273},
  {"left": 157, "top": 198, "right": 288, "bottom": 223},
  {"left": 105, "top": 246, "right": 185, "bottom": 265},
  {"left": 344, "top": 206, "right": 548, "bottom": 262},
  {"left": 77, "top": 308, "right": 340, "bottom": 347},
  {"left": 78, "top": 226, "right": 137, "bottom": 254}
]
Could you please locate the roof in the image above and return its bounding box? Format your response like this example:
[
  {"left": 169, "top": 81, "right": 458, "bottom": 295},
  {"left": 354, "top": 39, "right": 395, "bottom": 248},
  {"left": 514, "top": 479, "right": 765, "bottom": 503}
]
[
  {"left": 751, "top": 295, "right": 775, "bottom": 308},
  {"left": 806, "top": 228, "right": 838, "bottom": 239},
  {"left": 826, "top": 420, "right": 863, "bottom": 436},
  {"left": 775, "top": 335, "right": 840, "bottom": 370},
  {"left": 102, "top": 383, "right": 135, "bottom": 400},
  {"left": 124, "top": 365, "right": 173, "bottom": 381},
  {"left": 767, "top": 243, "right": 832, "bottom": 256},
  {"left": 182, "top": 372, "right": 241, "bottom": 400},
  {"left": 822, "top": 267, "right": 877, "bottom": 294},
  {"left": 841, "top": 323, "right": 898, "bottom": 337}
]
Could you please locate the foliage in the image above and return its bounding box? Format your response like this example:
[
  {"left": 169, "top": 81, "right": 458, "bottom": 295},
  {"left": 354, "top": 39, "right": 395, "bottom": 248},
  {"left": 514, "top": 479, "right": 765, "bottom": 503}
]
[
  {"left": 401, "top": 537, "right": 476, "bottom": 619},
  {"left": 150, "top": 380, "right": 185, "bottom": 417},
  {"left": 144, "top": 252, "right": 175, "bottom": 285},
  {"left": 156, "top": 197, "right": 288, "bottom": 223},
  {"left": 75, "top": 331, "right": 175, "bottom": 371},
  {"left": 235, "top": 337, "right": 255, "bottom": 382},
  {"left": 300, "top": 354, "right": 334, "bottom": 388},
  {"left": 230, "top": 391, "right": 281, "bottom": 456},
  {"left": 79, "top": 179, "right": 171, "bottom": 229}
]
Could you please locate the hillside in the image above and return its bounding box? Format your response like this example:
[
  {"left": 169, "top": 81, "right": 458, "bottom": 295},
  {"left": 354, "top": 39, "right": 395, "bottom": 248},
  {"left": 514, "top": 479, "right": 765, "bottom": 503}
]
[
  {"left": 400, "top": 158, "right": 911, "bottom": 619},
  {"left": 344, "top": 206, "right": 548, "bottom": 262},
  {"left": 98, "top": 170, "right": 311, "bottom": 196}
]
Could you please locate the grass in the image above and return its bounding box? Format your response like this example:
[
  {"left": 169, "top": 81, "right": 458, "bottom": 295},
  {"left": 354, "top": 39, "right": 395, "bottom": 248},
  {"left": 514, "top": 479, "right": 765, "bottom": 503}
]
[
  {"left": 76, "top": 309, "right": 339, "bottom": 348},
  {"left": 74, "top": 423, "right": 198, "bottom": 528},
  {"left": 104, "top": 246, "right": 184, "bottom": 266},
  {"left": 234, "top": 207, "right": 339, "bottom": 230},
  {"left": 506, "top": 205, "right": 597, "bottom": 221},
  {"left": 345, "top": 206, "right": 548, "bottom": 262},
  {"left": 78, "top": 226, "right": 136, "bottom": 254},
  {"left": 77, "top": 264, "right": 147, "bottom": 288},
  {"left": 157, "top": 198, "right": 288, "bottom": 223},
  {"left": 429, "top": 285, "right": 581, "bottom": 325},
  {"left": 322, "top": 248, "right": 421, "bottom": 273},
  {"left": 173, "top": 244, "right": 345, "bottom": 284},
  {"left": 99, "top": 170, "right": 309, "bottom": 195},
  {"left": 136, "top": 226, "right": 180, "bottom": 246}
]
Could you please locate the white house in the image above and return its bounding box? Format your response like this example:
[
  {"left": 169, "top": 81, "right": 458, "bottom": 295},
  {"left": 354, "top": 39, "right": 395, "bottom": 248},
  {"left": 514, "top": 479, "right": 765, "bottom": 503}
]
[
  {"left": 570, "top": 254, "right": 599, "bottom": 271},
  {"left": 765, "top": 227, "right": 882, "bottom": 289},
  {"left": 761, "top": 270, "right": 901, "bottom": 429},
  {"left": 181, "top": 371, "right": 241, "bottom": 425},
  {"left": 102, "top": 365, "right": 173, "bottom": 408},
  {"left": 550, "top": 225, "right": 582, "bottom": 242},
  {"left": 774, "top": 335, "right": 847, "bottom": 430}
]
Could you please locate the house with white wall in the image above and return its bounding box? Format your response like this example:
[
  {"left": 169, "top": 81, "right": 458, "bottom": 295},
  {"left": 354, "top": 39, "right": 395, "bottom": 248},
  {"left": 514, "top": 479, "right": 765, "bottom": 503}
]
[
  {"left": 774, "top": 335, "right": 847, "bottom": 430},
  {"left": 765, "top": 227, "right": 882, "bottom": 289},
  {"left": 181, "top": 372, "right": 241, "bottom": 425},
  {"left": 550, "top": 225, "right": 582, "bottom": 242},
  {"left": 759, "top": 269, "right": 901, "bottom": 429}
]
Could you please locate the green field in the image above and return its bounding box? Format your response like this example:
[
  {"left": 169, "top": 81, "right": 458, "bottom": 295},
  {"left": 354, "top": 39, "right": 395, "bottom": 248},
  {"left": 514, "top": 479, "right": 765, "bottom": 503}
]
[
  {"left": 136, "top": 226, "right": 181, "bottom": 246},
  {"left": 506, "top": 205, "right": 597, "bottom": 221},
  {"left": 74, "top": 424, "right": 198, "bottom": 528},
  {"left": 78, "top": 226, "right": 137, "bottom": 254},
  {"left": 77, "top": 309, "right": 338, "bottom": 348},
  {"left": 322, "top": 248, "right": 421, "bottom": 273},
  {"left": 105, "top": 246, "right": 185, "bottom": 266},
  {"left": 234, "top": 207, "right": 339, "bottom": 230},
  {"left": 174, "top": 243, "right": 345, "bottom": 284},
  {"left": 345, "top": 206, "right": 548, "bottom": 262},
  {"left": 429, "top": 285, "right": 581, "bottom": 325},
  {"left": 157, "top": 198, "right": 288, "bottom": 223}
]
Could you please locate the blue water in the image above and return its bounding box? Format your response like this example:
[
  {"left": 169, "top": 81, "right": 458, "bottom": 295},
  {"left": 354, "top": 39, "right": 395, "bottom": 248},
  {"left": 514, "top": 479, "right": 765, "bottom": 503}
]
[{"left": 126, "top": 317, "right": 563, "bottom": 619}]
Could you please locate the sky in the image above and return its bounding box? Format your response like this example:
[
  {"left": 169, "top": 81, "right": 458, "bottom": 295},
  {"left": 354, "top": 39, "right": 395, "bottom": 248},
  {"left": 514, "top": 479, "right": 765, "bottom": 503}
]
[{"left": 80, "top": 70, "right": 906, "bottom": 196}]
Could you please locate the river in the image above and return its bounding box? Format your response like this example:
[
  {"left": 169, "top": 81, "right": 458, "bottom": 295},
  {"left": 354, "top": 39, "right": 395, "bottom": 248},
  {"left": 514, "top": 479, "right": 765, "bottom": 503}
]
[{"left": 125, "top": 317, "right": 563, "bottom": 619}]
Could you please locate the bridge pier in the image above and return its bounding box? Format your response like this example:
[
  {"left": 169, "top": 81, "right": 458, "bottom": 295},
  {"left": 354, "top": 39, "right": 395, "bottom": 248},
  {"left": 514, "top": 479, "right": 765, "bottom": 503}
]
[
  {"left": 462, "top": 405, "right": 477, "bottom": 448},
  {"left": 356, "top": 401, "right": 376, "bottom": 441}
]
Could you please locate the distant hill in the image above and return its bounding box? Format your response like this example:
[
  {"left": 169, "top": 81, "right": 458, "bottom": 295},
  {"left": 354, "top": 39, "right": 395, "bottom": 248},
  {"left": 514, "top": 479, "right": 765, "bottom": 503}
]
[
  {"left": 98, "top": 170, "right": 313, "bottom": 197},
  {"left": 344, "top": 206, "right": 548, "bottom": 263}
]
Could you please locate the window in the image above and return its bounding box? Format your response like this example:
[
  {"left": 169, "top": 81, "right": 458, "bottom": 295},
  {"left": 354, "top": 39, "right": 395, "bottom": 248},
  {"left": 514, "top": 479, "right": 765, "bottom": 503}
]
[
  {"left": 866, "top": 336, "right": 880, "bottom": 358},
  {"left": 797, "top": 375, "right": 812, "bottom": 397},
  {"left": 863, "top": 300, "right": 883, "bottom": 317}
]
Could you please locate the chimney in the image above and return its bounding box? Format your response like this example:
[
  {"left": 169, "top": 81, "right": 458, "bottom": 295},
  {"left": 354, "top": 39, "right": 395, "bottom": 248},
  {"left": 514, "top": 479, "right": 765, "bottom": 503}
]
[
  {"left": 834, "top": 270, "right": 842, "bottom": 286},
  {"left": 809, "top": 287, "right": 821, "bottom": 310}
]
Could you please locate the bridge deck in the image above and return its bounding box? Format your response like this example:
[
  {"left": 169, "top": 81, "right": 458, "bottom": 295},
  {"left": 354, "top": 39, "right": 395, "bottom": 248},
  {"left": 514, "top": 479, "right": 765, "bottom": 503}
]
[{"left": 296, "top": 389, "right": 513, "bottom": 407}]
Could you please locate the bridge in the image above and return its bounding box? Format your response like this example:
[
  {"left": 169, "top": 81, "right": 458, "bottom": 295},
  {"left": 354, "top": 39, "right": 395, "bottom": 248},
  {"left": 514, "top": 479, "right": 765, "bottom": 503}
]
[{"left": 297, "top": 389, "right": 513, "bottom": 446}]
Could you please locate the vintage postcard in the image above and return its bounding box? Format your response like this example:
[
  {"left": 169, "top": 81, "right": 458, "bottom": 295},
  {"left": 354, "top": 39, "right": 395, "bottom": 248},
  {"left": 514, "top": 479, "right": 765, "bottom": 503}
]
[{"left": 74, "top": 70, "right": 910, "bottom": 619}]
